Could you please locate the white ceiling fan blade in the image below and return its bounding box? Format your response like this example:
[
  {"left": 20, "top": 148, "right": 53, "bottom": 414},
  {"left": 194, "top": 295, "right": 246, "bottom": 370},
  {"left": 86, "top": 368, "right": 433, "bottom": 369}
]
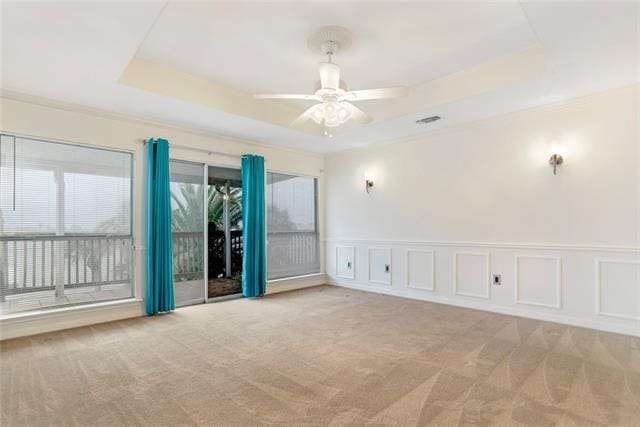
[
  {"left": 318, "top": 62, "right": 341, "bottom": 90},
  {"left": 254, "top": 94, "right": 321, "bottom": 101},
  {"left": 342, "top": 102, "right": 373, "bottom": 124},
  {"left": 290, "top": 104, "right": 321, "bottom": 128},
  {"left": 342, "top": 86, "right": 408, "bottom": 101}
]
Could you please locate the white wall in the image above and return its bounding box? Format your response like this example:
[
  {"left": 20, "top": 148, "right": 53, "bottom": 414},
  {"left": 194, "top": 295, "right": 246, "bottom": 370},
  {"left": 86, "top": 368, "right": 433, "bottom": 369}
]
[
  {"left": 0, "top": 93, "right": 326, "bottom": 339},
  {"left": 325, "top": 85, "right": 640, "bottom": 336}
]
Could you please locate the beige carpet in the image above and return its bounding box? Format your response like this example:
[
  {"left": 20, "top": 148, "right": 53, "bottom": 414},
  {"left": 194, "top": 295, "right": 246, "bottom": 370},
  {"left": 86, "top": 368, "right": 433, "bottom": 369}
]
[{"left": 1, "top": 285, "right": 639, "bottom": 426}]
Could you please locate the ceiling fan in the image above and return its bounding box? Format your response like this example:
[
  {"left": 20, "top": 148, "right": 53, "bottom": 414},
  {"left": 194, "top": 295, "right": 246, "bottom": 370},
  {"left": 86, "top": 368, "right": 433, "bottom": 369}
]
[{"left": 254, "top": 26, "right": 408, "bottom": 137}]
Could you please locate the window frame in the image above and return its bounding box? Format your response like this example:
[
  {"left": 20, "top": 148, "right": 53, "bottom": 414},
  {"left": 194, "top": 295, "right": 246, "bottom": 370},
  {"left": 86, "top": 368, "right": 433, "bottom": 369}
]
[
  {"left": 265, "top": 169, "right": 321, "bottom": 281},
  {"left": 0, "top": 131, "right": 136, "bottom": 312}
]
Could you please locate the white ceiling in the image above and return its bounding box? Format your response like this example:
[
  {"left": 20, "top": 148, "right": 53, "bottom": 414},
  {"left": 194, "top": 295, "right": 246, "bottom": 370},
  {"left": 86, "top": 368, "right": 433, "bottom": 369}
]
[
  {"left": 138, "top": 2, "right": 536, "bottom": 94},
  {"left": 1, "top": 1, "right": 638, "bottom": 154}
]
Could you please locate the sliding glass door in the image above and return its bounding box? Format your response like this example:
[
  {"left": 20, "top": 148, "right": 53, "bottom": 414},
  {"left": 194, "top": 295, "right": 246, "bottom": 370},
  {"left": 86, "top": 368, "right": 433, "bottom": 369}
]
[
  {"left": 207, "top": 166, "right": 243, "bottom": 298},
  {"left": 170, "top": 161, "right": 244, "bottom": 304},
  {"left": 170, "top": 160, "right": 205, "bottom": 307}
]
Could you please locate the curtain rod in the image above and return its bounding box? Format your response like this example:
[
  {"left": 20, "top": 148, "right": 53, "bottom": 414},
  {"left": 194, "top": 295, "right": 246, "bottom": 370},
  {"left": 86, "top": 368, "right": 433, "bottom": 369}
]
[{"left": 140, "top": 139, "right": 243, "bottom": 159}]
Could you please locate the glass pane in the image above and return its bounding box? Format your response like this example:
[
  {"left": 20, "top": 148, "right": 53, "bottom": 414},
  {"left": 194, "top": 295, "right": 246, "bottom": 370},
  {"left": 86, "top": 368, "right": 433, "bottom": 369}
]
[
  {"left": 1, "top": 136, "right": 131, "bottom": 236},
  {"left": 207, "top": 166, "right": 243, "bottom": 298},
  {"left": 0, "top": 135, "right": 133, "bottom": 316},
  {"left": 170, "top": 160, "right": 205, "bottom": 306},
  {"left": 266, "top": 172, "right": 320, "bottom": 280}
]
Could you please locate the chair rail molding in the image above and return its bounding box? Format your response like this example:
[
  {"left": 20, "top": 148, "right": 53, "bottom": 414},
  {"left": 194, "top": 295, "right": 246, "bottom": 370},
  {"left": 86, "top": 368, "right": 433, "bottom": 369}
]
[{"left": 323, "top": 237, "right": 640, "bottom": 253}]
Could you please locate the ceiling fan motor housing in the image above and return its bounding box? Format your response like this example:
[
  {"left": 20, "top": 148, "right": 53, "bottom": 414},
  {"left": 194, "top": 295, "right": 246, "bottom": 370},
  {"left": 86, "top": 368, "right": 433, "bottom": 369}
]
[{"left": 307, "top": 26, "right": 353, "bottom": 57}]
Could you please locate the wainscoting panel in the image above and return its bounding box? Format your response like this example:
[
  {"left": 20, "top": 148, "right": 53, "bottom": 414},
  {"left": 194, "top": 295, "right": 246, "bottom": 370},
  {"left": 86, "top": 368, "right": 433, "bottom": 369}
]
[
  {"left": 515, "top": 255, "right": 562, "bottom": 309},
  {"left": 406, "top": 250, "right": 435, "bottom": 291},
  {"left": 368, "top": 248, "right": 392, "bottom": 285},
  {"left": 336, "top": 245, "right": 355, "bottom": 280},
  {"left": 596, "top": 259, "right": 640, "bottom": 320},
  {"left": 326, "top": 238, "right": 640, "bottom": 337},
  {"left": 454, "top": 252, "right": 490, "bottom": 299}
]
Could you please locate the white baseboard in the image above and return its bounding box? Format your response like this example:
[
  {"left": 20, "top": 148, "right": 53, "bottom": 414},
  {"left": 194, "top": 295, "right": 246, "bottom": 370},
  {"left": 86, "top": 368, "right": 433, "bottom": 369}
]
[
  {"left": 329, "top": 279, "right": 640, "bottom": 338},
  {"left": 0, "top": 274, "right": 328, "bottom": 340},
  {"left": 0, "top": 298, "right": 145, "bottom": 340},
  {"left": 267, "top": 273, "right": 327, "bottom": 295}
]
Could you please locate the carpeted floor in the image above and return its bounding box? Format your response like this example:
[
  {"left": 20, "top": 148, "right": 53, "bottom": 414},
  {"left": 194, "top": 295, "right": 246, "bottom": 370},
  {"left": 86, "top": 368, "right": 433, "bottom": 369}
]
[{"left": 1, "top": 285, "right": 639, "bottom": 426}]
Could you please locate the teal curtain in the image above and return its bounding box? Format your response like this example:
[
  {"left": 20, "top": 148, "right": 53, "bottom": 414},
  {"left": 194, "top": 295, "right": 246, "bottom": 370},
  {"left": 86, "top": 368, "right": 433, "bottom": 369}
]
[
  {"left": 146, "top": 138, "right": 175, "bottom": 314},
  {"left": 241, "top": 155, "right": 266, "bottom": 297}
]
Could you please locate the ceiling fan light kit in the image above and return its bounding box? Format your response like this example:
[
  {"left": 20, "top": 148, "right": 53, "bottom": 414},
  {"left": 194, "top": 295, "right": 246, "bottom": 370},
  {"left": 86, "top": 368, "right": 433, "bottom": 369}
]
[{"left": 254, "top": 26, "right": 408, "bottom": 138}]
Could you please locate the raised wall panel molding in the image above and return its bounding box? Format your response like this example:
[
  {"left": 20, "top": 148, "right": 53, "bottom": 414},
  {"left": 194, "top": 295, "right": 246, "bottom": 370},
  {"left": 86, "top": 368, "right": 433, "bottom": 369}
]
[
  {"left": 595, "top": 259, "right": 640, "bottom": 320},
  {"left": 336, "top": 245, "right": 356, "bottom": 280},
  {"left": 454, "top": 252, "right": 490, "bottom": 299},
  {"left": 515, "top": 255, "right": 562, "bottom": 309},
  {"left": 326, "top": 239, "right": 639, "bottom": 336},
  {"left": 368, "top": 247, "right": 392, "bottom": 286},
  {"left": 405, "top": 249, "right": 435, "bottom": 291}
]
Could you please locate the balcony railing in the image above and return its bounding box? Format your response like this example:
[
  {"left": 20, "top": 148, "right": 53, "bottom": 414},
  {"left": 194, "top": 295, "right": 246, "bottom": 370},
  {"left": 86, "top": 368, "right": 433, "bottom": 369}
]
[
  {"left": 172, "top": 230, "right": 320, "bottom": 282},
  {"left": 267, "top": 231, "right": 320, "bottom": 280},
  {"left": 0, "top": 235, "right": 133, "bottom": 299},
  {"left": 1, "top": 230, "right": 319, "bottom": 301},
  {"left": 172, "top": 231, "right": 205, "bottom": 281}
]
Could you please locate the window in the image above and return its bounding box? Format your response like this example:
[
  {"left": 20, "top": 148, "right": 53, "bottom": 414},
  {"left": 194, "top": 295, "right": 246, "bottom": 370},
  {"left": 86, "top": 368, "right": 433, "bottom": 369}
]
[
  {"left": 266, "top": 172, "right": 320, "bottom": 280},
  {"left": 0, "top": 134, "right": 133, "bottom": 315}
]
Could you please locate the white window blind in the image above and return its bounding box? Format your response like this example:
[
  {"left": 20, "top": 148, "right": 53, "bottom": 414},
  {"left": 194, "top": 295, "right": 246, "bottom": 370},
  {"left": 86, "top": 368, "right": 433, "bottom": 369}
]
[
  {"left": 266, "top": 172, "right": 320, "bottom": 280},
  {"left": 0, "top": 134, "right": 133, "bottom": 315}
]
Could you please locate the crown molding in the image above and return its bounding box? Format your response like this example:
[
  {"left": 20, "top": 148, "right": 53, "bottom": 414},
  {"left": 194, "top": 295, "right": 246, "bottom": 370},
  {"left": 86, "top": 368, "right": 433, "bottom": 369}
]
[{"left": 0, "top": 89, "right": 325, "bottom": 160}]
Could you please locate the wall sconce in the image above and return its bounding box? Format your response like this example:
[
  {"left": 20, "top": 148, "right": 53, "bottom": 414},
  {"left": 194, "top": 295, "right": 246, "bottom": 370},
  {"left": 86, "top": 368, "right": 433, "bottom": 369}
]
[
  {"left": 548, "top": 141, "right": 565, "bottom": 175},
  {"left": 364, "top": 172, "right": 374, "bottom": 193}
]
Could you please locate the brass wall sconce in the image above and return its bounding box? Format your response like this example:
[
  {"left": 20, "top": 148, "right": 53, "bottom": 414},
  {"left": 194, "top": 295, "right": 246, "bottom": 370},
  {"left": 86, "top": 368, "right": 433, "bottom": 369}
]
[
  {"left": 364, "top": 172, "right": 374, "bottom": 193},
  {"left": 549, "top": 153, "right": 564, "bottom": 175}
]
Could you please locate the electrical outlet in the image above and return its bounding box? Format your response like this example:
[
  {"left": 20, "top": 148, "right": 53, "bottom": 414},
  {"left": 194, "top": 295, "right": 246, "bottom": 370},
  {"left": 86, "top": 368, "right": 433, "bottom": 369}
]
[{"left": 492, "top": 274, "right": 502, "bottom": 286}]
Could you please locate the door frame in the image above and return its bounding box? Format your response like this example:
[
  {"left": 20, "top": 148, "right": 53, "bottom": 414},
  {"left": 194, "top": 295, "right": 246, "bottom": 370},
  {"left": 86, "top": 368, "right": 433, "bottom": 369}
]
[{"left": 205, "top": 162, "right": 244, "bottom": 302}]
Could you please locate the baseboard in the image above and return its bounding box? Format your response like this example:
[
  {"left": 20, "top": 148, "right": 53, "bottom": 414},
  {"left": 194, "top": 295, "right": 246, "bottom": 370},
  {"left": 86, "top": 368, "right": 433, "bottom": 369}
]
[
  {"left": 0, "top": 299, "right": 145, "bottom": 340},
  {"left": 266, "top": 273, "right": 327, "bottom": 295},
  {"left": 329, "top": 279, "right": 640, "bottom": 338},
  {"left": 0, "top": 275, "right": 327, "bottom": 340}
]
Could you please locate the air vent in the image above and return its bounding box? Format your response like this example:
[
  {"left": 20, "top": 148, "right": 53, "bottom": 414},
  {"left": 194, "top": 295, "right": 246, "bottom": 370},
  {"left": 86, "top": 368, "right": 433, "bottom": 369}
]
[{"left": 416, "top": 116, "right": 441, "bottom": 124}]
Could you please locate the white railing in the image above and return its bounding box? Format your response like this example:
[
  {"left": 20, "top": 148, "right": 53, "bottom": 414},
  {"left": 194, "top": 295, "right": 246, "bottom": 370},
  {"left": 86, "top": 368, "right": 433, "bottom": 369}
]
[
  {"left": 0, "top": 235, "right": 133, "bottom": 299},
  {"left": 267, "top": 231, "right": 320, "bottom": 280},
  {"left": 172, "top": 231, "right": 204, "bottom": 281}
]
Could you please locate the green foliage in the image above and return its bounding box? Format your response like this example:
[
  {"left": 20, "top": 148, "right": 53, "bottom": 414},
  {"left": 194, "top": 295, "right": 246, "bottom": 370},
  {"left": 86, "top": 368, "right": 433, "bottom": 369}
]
[
  {"left": 208, "top": 186, "right": 242, "bottom": 231},
  {"left": 171, "top": 183, "right": 242, "bottom": 232}
]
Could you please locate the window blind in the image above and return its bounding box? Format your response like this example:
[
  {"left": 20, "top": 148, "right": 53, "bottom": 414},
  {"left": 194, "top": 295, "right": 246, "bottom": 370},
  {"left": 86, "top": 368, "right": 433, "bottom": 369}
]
[
  {"left": 0, "top": 134, "right": 133, "bottom": 315},
  {"left": 266, "top": 172, "right": 320, "bottom": 280}
]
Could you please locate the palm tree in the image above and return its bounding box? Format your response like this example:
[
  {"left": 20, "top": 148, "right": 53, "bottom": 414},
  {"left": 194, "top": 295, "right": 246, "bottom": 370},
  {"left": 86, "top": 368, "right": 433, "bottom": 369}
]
[
  {"left": 207, "top": 186, "right": 242, "bottom": 230},
  {"left": 171, "top": 183, "right": 205, "bottom": 232},
  {"left": 171, "top": 183, "right": 242, "bottom": 232}
]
